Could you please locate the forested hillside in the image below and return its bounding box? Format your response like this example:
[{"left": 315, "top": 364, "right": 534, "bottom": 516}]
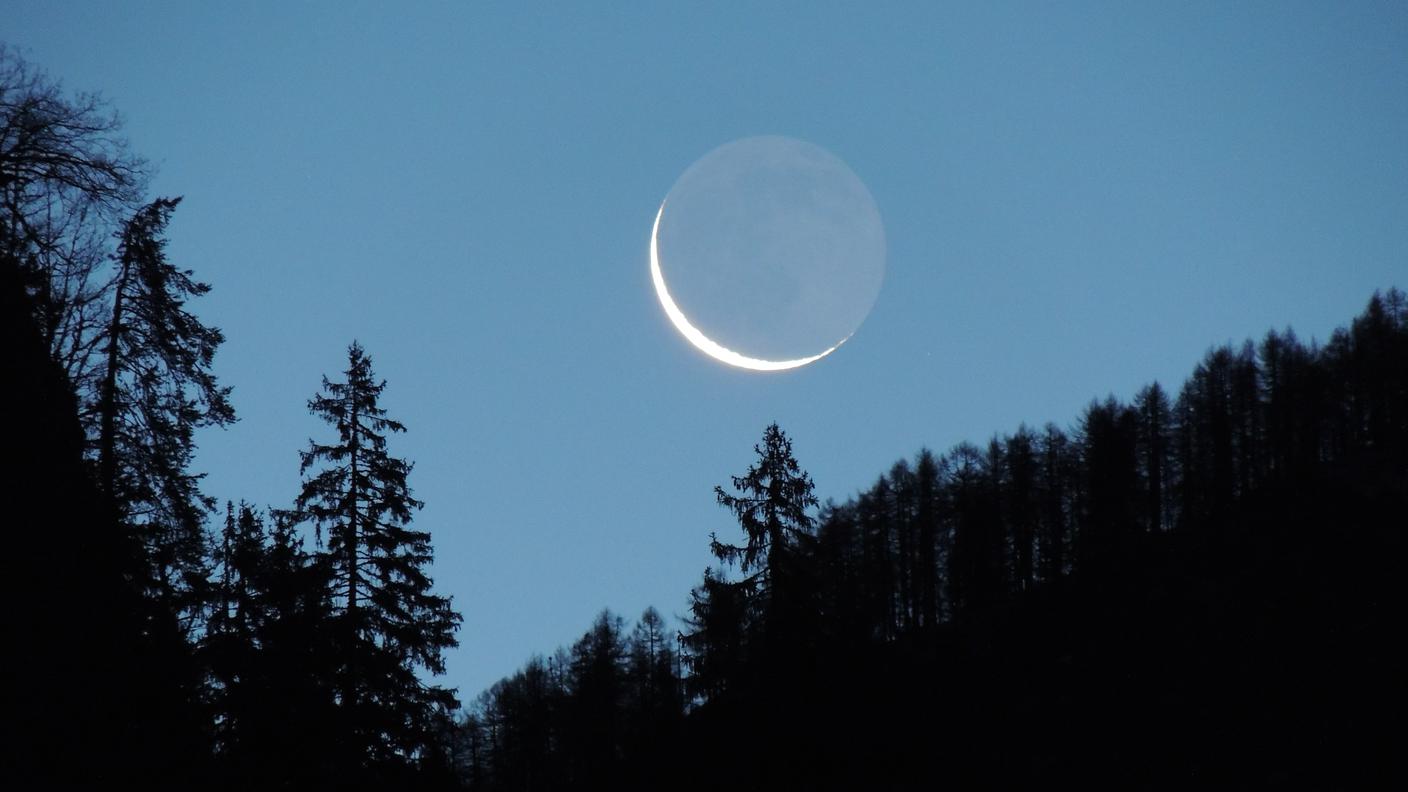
[{"left": 460, "top": 288, "right": 1404, "bottom": 789}]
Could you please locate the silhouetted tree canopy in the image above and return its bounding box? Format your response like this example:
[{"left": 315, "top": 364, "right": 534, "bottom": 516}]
[
  {"left": 96, "top": 196, "right": 234, "bottom": 616},
  {"left": 292, "top": 341, "right": 462, "bottom": 778},
  {"left": 0, "top": 44, "right": 146, "bottom": 370},
  {"left": 3, "top": 49, "right": 231, "bottom": 625}
]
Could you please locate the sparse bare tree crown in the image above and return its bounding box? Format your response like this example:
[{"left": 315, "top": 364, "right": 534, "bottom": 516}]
[{"left": 1, "top": 44, "right": 149, "bottom": 386}]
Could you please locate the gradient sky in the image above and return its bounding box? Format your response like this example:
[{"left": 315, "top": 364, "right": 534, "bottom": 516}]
[{"left": 10, "top": 1, "right": 1406, "bottom": 700}]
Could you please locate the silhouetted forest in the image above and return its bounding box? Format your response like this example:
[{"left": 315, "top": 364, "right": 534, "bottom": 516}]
[
  {"left": 3, "top": 47, "right": 459, "bottom": 788},
  {"left": 460, "top": 291, "right": 1404, "bottom": 790},
  {"left": 5, "top": 46, "right": 1405, "bottom": 789}
]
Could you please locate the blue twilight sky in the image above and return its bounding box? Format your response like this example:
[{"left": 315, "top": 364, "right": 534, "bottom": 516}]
[{"left": 9, "top": 2, "right": 1406, "bottom": 700}]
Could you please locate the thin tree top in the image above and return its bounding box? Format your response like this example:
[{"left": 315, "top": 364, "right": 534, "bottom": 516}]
[{"left": 712, "top": 423, "right": 818, "bottom": 574}]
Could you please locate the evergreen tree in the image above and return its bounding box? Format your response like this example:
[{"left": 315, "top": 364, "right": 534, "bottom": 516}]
[
  {"left": 203, "top": 503, "right": 341, "bottom": 787},
  {"left": 709, "top": 422, "right": 819, "bottom": 645},
  {"left": 205, "top": 502, "right": 267, "bottom": 763},
  {"left": 293, "top": 341, "right": 462, "bottom": 774},
  {"left": 96, "top": 196, "right": 234, "bottom": 618},
  {"left": 681, "top": 567, "right": 748, "bottom": 703}
]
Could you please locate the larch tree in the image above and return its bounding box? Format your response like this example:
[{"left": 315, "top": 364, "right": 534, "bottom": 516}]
[
  {"left": 946, "top": 441, "right": 1002, "bottom": 613},
  {"left": 565, "top": 610, "right": 629, "bottom": 786},
  {"left": 912, "top": 449, "right": 943, "bottom": 629},
  {"left": 292, "top": 341, "right": 462, "bottom": 772},
  {"left": 1134, "top": 382, "right": 1174, "bottom": 533},
  {"left": 858, "top": 475, "right": 896, "bottom": 639},
  {"left": 1076, "top": 397, "right": 1140, "bottom": 573},
  {"left": 1002, "top": 429, "right": 1040, "bottom": 594},
  {"left": 1036, "top": 423, "right": 1073, "bottom": 582},
  {"left": 886, "top": 459, "right": 916, "bottom": 633},
  {"left": 626, "top": 606, "right": 681, "bottom": 731}
]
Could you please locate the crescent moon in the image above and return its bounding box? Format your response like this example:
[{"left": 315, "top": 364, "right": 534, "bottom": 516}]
[{"left": 649, "top": 201, "right": 848, "bottom": 371}]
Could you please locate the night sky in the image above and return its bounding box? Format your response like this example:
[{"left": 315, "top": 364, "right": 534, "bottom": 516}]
[{"left": 10, "top": 1, "right": 1406, "bottom": 700}]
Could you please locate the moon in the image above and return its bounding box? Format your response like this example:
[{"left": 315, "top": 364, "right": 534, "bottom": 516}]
[
  {"left": 649, "top": 136, "right": 885, "bottom": 371},
  {"left": 650, "top": 202, "right": 842, "bottom": 372}
]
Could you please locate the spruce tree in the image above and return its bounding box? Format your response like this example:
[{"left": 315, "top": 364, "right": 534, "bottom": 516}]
[
  {"left": 205, "top": 502, "right": 266, "bottom": 764},
  {"left": 292, "top": 341, "right": 462, "bottom": 772},
  {"left": 96, "top": 196, "right": 233, "bottom": 616},
  {"left": 708, "top": 422, "right": 820, "bottom": 662},
  {"left": 710, "top": 423, "right": 818, "bottom": 600},
  {"left": 204, "top": 503, "right": 343, "bottom": 785},
  {"left": 681, "top": 567, "right": 748, "bottom": 702}
]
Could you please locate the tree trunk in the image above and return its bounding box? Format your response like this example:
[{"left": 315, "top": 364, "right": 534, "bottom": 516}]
[
  {"left": 97, "top": 259, "right": 129, "bottom": 498},
  {"left": 347, "top": 389, "right": 360, "bottom": 709}
]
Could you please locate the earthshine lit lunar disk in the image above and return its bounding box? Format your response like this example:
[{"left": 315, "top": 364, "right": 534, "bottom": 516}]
[
  {"left": 650, "top": 202, "right": 840, "bottom": 372},
  {"left": 650, "top": 136, "right": 885, "bottom": 371}
]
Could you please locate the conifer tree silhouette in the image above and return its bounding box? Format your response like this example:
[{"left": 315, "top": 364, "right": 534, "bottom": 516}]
[
  {"left": 709, "top": 423, "right": 819, "bottom": 637},
  {"left": 95, "top": 196, "right": 233, "bottom": 618},
  {"left": 293, "top": 341, "right": 461, "bottom": 773}
]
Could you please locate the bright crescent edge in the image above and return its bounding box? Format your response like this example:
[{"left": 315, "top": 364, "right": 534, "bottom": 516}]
[{"left": 649, "top": 201, "right": 847, "bottom": 372}]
